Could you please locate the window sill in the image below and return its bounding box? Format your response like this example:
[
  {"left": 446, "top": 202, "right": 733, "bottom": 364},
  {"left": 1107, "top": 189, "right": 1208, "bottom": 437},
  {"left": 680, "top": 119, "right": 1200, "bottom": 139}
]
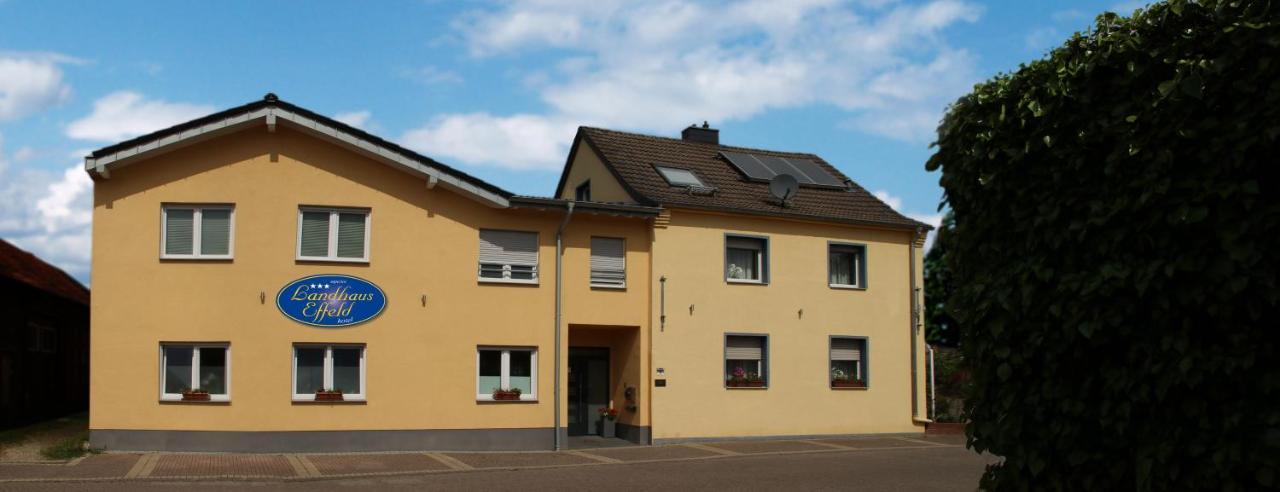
[
  {"left": 296, "top": 257, "right": 370, "bottom": 264},
  {"left": 476, "top": 398, "right": 539, "bottom": 403},
  {"left": 830, "top": 386, "right": 869, "bottom": 390},
  {"left": 590, "top": 284, "right": 627, "bottom": 290},
  {"left": 725, "top": 279, "right": 767, "bottom": 285},
  {"left": 291, "top": 398, "right": 367, "bottom": 404},
  {"left": 478, "top": 278, "right": 540, "bottom": 286},
  {"left": 828, "top": 284, "right": 866, "bottom": 291},
  {"left": 160, "top": 256, "right": 234, "bottom": 261},
  {"left": 160, "top": 398, "right": 230, "bottom": 404}
]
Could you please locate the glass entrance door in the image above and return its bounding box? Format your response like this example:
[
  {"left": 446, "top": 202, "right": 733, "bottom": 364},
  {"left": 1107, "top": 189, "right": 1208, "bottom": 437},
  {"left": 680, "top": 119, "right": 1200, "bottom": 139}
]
[{"left": 567, "top": 347, "right": 609, "bottom": 436}]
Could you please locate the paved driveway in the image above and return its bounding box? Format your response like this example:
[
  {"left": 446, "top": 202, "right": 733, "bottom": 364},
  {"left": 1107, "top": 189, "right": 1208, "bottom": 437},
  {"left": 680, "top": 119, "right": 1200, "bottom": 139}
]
[{"left": 0, "top": 435, "right": 995, "bottom": 491}]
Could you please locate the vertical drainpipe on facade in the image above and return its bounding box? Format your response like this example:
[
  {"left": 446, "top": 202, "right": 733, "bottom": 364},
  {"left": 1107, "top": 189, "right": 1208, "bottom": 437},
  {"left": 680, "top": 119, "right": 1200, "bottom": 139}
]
[
  {"left": 554, "top": 202, "right": 575, "bottom": 451},
  {"left": 909, "top": 227, "right": 925, "bottom": 423}
]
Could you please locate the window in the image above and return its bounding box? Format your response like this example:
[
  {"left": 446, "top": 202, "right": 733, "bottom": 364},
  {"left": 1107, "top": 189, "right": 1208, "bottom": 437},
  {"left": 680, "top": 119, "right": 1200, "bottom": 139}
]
[
  {"left": 656, "top": 166, "right": 705, "bottom": 187},
  {"left": 725, "top": 335, "right": 767, "bottom": 388},
  {"left": 830, "top": 337, "right": 868, "bottom": 389},
  {"left": 478, "top": 229, "right": 539, "bottom": 283},
  {"left": 575, "top": 180, "right": 592, "bottom": 201},
  {"left": 162, "top": 205, "right": 234, "bottom": 259},
  {"left": 725, "top": 235, "right": 768, "bottom": 283},
  {"left": 589, "top": 237, "right": 626, "bottom": 288},
  {"left": 476, "top": 347, "right": 537, "bottom": 401},
  {"left": 160, "top": 344, "right": 229, "bottom": 401},
  {"left": 27, "top": 323, "right": 55, "bottom": 353},
  {"left": 297, "top": 207, "right": 370, "bottom": 262},
  {"left": 292, "top": 345, "right": 365, "bottom": 401},
  {"left": 829, "top": 243, "right": 867, "bottom": 288}
]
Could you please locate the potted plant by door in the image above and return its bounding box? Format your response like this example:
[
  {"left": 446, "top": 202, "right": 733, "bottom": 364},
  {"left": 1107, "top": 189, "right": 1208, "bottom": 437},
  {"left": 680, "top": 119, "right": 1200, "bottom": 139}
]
[
  {"left": 314, "top": 388, "right": 344, "bottom": 402},
  {"left": 492, "top": 387, "right": 522, "bottom": 401},
  {"left": 597, "top": 407, "right": 619, "bottom": 438},
  {"left": 181, "top": 388, "right": 211, "bottom": 401}
]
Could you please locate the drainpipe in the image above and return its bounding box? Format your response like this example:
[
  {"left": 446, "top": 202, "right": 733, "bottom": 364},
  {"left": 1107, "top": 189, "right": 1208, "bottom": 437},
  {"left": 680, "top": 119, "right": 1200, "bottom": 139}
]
[
  {"left": 554, "top": 202, "right": 575, "bottom": 451},
  {"left": 928, "top": 344, "right": 936, "bottom": 420},
  {"left": 909, "top": 228, "right": 923, "bottom": 421}
]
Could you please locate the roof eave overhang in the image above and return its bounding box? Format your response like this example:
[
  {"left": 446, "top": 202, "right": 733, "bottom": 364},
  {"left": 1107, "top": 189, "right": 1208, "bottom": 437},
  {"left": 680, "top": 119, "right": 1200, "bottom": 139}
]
[
  {"left": 83, "top": 106, "right": 510, "bottom": 208},
  {"left": 508, "top": 196, "right": 662, "bottom": 219}
]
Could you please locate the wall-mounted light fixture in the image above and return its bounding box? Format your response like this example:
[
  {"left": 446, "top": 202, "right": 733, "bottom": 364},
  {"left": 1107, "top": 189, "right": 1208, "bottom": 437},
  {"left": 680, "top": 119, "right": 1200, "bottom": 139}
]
[
  {"left": 421, "top": 294, "right": 428, "bottom": 307},
  {"left": 259, "top": 292, "right": 265, "bottom": 304}
]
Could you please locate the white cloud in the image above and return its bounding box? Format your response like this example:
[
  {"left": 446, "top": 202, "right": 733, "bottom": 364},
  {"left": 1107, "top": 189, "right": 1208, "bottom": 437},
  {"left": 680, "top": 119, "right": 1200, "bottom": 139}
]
[
  {"left": 66, "top": 91, "right": 213, "bottom": 142},
  {"left": 0, "top": 133, "right": 92, "bottom": 282},
  {"left": 409, "top": 0, "right": 982, "bottom": 170},
  {"left": 334, "top": 110, "right": 372, "bottom": 129},
  {"left": 874, "top": 188, "right": 943, "bottom": 249},
  {"left": 0, "top": 53, "right": 74, "bottom": 121},
  {"left": 401, "top": 66, "right": 464, "bottom": 85},
  {"left": 402, "top": 113, "right": 578, "bottom": 171}
]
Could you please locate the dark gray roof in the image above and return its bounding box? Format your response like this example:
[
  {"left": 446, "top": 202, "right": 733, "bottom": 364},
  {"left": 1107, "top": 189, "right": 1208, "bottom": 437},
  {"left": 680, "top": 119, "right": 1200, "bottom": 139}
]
[{"left": 558, "top": 127, "right": 929, "bottom": 230}]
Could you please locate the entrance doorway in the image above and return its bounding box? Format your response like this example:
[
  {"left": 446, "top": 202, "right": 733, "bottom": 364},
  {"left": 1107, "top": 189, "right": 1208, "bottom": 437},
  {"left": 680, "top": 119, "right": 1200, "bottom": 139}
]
[{"left": 567, "top": 347, "right": 609, "bottom": 436}]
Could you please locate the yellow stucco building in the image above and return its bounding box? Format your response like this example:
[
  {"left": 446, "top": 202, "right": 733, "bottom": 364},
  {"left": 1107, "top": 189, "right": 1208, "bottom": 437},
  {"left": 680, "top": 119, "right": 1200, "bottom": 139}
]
[{"left": 86, "top": 95, "right": 930, "bottom": 452}]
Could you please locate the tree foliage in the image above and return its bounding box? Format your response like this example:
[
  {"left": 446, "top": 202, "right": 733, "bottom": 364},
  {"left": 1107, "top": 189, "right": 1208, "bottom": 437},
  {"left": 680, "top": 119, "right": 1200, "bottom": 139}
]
[
  {"left": 926, "top": 1, "right": 1279, "bottom": 489},
  {"left": 924, "top": 211, "right": 958, "bottom": 347}
]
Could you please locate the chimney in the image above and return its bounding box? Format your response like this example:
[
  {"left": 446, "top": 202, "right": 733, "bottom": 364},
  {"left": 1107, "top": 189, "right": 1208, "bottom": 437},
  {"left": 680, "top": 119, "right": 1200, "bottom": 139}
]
[{"left": 681, "top": 121, "right": 719, "bottom": 145}]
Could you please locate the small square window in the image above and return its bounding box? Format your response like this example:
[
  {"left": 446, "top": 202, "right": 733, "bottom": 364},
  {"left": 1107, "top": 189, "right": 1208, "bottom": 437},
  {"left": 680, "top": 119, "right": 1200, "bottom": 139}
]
[
  {"left": 292, "top": 344, "right": 366, "bottom": 401},
  {"left": 725, "top": 335, "right": 767, "bottom": 388},
  {"left": 477, "top": 347, "right": 538, "bottom": 401},
  {"left": 726, "top": 235, "right": 768, "bottom": 283},
  {"left": 160, "top": 343, "right": 230, "bottom": 401},
  {"left": 575, "top": 181, "right": 591, "bottom": 201},
  {"left": 656, "top": 166, "right": 705, "bottom": 187},
  {"left": 830, "top": 337, "right": 868, "bottom": 389},
  {"left": 829, "top": 243, "right": 866, "bottom": 288}
]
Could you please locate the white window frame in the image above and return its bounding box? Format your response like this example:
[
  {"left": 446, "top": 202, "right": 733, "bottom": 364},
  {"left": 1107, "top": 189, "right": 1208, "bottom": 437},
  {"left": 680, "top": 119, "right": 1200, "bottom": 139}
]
[
  {"left": 160, "top": 204, "right": 235, "bottom": 260},
  {"left": 725, "top": 234, "right": 769, "bottom": 284},
  {"left": 477, "top": 229, "right": 540, "bottom": 285},
  {"left": 475, "top": 346, "right": 538, "bottom": 402},
  {"left": 295, "top": 207, "right": 371, "bottom": 263},
  {"left": 291, "top": 344, "right": 367, "bottom": 402},
  {"left": 589, "top": 236, "right": 627, "bottom": 289},
  {"left": 828, "top": 242, "right": 867, "bottom": 289},
  {"left": 159, "top": 343, "right": 231, "bottom": 402}
]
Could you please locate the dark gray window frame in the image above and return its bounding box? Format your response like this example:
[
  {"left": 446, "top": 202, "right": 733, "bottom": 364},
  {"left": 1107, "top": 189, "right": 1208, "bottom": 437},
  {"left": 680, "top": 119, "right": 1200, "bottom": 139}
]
[
  {"left": 724, "top": 233, "right": 770, "bottom": 285},
  {"left": 827, "top": 241, "right": 867, "bottom": 290},
  {"left": 575, "top": 180, "right": 591, "bottom": 201},
  {"left": 828, "top": 335, "right": 870, "bottom": 390},
  {"left": 723, "top": 332, "right": 770, "bottom": 390}
]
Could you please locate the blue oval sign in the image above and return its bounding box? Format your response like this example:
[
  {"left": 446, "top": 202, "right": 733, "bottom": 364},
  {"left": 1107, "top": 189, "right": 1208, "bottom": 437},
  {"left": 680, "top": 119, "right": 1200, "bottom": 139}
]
[{"left": 276, "top": 274, "right": 386, "bottom": 328}]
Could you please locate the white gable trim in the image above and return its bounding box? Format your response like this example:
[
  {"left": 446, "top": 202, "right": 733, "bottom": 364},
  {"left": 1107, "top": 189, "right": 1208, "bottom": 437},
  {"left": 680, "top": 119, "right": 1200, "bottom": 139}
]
[{"left": 84, "top": 106, "right": 510, "bottom": 208}]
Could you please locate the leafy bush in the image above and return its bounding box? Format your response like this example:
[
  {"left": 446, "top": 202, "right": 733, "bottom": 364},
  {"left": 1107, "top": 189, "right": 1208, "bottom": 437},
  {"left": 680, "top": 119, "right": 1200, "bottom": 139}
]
[
  {"left": 926, "top": 1, "right": 1279, "bottom": 489},
  {"left": 924, "top": 212, "right": 959, "bottom": 347}
]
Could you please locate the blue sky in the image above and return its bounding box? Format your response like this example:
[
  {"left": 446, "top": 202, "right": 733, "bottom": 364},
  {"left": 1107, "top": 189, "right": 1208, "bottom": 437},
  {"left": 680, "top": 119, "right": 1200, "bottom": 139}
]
[{"left": 0, "top": 0, "right": 1147, "bottom": 283}]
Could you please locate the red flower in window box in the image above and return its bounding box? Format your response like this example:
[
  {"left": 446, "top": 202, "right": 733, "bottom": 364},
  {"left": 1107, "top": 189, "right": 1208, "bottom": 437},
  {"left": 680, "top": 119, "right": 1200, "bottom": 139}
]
[
  {"left": 492, "top": 388, "right": 522, "bottom": 401},
  {"left": 314, "top": 389, "right": 344, "bottom": 402},
  {"left": 181, "top": 389, "right": 211, "bottom": 401},
  {"left": 831, "top": 379, "right": 867, "bottom": 388}
]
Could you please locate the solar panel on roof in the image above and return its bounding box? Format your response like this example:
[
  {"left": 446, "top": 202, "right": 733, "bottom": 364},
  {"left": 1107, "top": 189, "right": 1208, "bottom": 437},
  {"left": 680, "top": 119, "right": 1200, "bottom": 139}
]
[{"left": 720, "top": 151, "right": 844, "bottom": 188}]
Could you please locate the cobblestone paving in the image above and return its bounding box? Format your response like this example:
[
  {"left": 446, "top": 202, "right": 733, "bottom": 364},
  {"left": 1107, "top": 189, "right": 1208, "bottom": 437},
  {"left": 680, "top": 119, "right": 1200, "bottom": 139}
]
[
  {"left": 580, "top": 445, "right": 721, "bottom": 462},
  {"left": 815, "top": 437, "right": 931, "bottom": 449},
  {"left": 149, "top": 454, "right": 295, "bottom": 478},
  {"left": 444, "top": 451, "right": 598, "bottom": 469},
  {"left": 307, "top": 453, "right": 451, "bottom": 475},
  {"left": 0, "top": 454, "right": 140, "bottom": 480},
  {"left": 701, "top": 440, "right": 833, "bottom": 454}
]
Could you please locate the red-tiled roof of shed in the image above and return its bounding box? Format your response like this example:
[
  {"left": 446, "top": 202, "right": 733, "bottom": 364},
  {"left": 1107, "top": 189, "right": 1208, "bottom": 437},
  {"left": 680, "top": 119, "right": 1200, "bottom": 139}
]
[
  {"left": 565, "top": 127, "right": 929, "bottom": 230},
  {"left": 0, "top": 239, "right": 89, "bottom": 305}
]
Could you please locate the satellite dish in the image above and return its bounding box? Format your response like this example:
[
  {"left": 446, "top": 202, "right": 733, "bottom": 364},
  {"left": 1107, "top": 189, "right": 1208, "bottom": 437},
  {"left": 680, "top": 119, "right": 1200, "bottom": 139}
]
[{"left": 769, "top": 174, "right": 800, "bottom": 202}]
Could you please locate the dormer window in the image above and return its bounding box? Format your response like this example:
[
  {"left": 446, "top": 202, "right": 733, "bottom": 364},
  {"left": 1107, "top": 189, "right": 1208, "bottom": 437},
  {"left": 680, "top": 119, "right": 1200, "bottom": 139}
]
[{"left": 656, "top": 166, "right": 705, "bottom": 188}]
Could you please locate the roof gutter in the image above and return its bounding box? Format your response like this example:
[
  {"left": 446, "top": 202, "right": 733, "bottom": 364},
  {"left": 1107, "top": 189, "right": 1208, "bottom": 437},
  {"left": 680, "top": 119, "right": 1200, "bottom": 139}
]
[{"left": 553, "top": 202, "right": 575, "bottom": 451}]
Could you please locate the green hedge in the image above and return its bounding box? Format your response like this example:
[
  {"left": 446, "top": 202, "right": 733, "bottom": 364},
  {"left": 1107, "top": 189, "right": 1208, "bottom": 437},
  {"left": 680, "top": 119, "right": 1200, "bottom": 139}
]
[{"left": 925, "top": 1, "right": 1279, "bottom": 489}]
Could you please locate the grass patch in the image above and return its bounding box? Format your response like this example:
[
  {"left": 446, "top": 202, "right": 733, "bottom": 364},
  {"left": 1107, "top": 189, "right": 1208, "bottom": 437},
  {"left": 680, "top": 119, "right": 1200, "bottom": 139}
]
[{"left": 40, "top": 432, "right": 94, "bottom": 460}]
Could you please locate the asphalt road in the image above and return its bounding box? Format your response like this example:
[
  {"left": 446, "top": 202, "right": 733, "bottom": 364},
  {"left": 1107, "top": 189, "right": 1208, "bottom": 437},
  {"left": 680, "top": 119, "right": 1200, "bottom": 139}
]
[{"left": 0, "top": 444, "right": 995, "bottom": 491}]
